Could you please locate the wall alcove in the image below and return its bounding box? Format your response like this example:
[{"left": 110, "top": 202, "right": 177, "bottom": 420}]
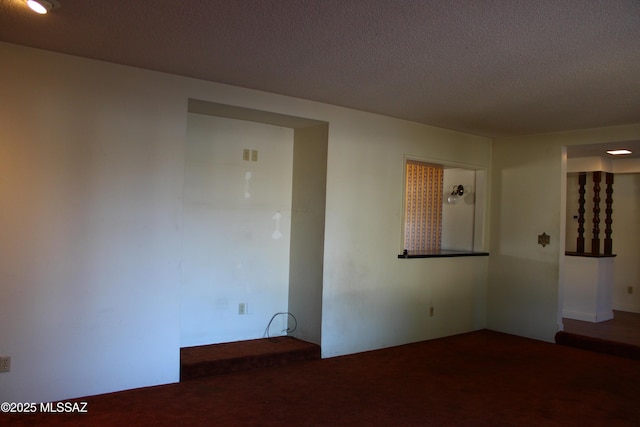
[{"left": 180, "top": 99, "right": 328, "bottom": 347}]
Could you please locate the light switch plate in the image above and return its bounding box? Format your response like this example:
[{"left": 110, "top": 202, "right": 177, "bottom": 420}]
[{"left": 0, "top": 356, "right": 10, "bottom": 373}]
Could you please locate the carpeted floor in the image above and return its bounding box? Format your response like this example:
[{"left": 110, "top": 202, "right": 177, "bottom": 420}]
[
  {"left": 180, "top": 336, "right": 321, "bottom": 380},
  {"left": 556, "top": 331, "right": 640, "bottom": 360},
  {"left": 563, "top": 310, "right": 640, "bottom": 347},
  {"left": 5, "top": 330, "right": 640, "bottom": 426}
]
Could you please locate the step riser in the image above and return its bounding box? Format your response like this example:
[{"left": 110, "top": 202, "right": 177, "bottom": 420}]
[
  {"left": 555, "top": 331, "right": 640, "bottom": 360},
  {"left": 180, "top": 337, "right": 321, "bottom": 381}
]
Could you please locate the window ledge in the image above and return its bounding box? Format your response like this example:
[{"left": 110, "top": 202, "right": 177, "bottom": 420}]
[
  {"left": 565, "top": 251, "right": 617, "bottom": 258},
  {"left": 398, "top": 250, "right": 489, "bottom": 259}
]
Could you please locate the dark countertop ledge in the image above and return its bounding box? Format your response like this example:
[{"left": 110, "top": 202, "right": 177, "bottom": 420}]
[{"left": 398, "top": 250, "right": 489, "bottom": 259}]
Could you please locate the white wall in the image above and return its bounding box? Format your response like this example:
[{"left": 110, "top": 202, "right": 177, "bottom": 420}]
[
  {"left": 0, "top": 42, "right": 492, "bottom": 402},
  {"left": 563, "top": 256, "right": 614, "bottom": 321},
  {"left": 565, "top": 168, "right": 640, "bottom": 313},
  {"left": 0, "top": 43, "right": 185, "bottom": 402},
  {"left": 288, "top": 125, "right": 328, "bottom": 345},
  {"left": 489, "top": 125, "right": 640, "bottom": 342},
  {"left": 320, "top": 118, "right": 491, "bottom": 357},
  {"left": 488, "top": 139, "right": 564, "bottom": 341},
  {"left": 567, "top": 156, "right": 614, "bottom": 173},
  {"left": 180, "top": 114, "right": 294, "bottom": 346},
  {"left": 442, "top": 168, "right": 477, "bottom": 251},
  {"left": 610, "top": 173, "right": 640, "bottom": 312}
]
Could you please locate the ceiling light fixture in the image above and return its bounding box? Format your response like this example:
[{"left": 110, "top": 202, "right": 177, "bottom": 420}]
[
  {"left": 26, "top": 0, "right": 60, "bottom": 14},
  {"left": 606, "top": 149, "right": 632, "bottom": 155}
]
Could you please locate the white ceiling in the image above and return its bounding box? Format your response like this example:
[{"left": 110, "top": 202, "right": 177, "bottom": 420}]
[{"left": 1, "top": 0, "right": 639, "bottom": 139}]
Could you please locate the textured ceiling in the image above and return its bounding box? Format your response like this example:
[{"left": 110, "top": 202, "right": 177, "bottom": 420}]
[{"left": 1, "top": 0, "right": 639, "bottom": 138}]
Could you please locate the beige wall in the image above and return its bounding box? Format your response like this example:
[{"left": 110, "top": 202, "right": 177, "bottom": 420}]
[
  {"left": 612, "top": 159, "right": 640, "bottom": 311},
  {"left": 609, "top": 173, "right": 640, "bottom": 312},
  {"left": 565, "top": 160, "right": 640, "bottom": 313},
  {"left": 442, "top": 168, "right": 478, "bottom": 251},
  {"left": 181, "top": 114, "right": 295, "bottom": 346},
  {"left": 488, "top": 138, "right": 565, "bottom": 341},
  {"left": 488, "top": 125, "right": 640, "bottom": 341},
  {"left": 5, "top": 40, "right": 635, "bottom": 404},
  {"left": 289, "top": 124, "right": 328, "bottom": 345},
  {"left": 0, "top": 42, "right": 491, "bottom": 402}
]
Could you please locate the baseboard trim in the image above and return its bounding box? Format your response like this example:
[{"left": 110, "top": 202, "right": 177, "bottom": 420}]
[
  {"left": 562, "top": 310, "right": 613, "bottom": 323},
  {"left": 613, "top": 304, "right": 640, "bottom": 314}
]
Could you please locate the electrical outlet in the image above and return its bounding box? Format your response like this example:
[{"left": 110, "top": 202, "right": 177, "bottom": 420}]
[
  {"left": 238, "top": 303, "right": 247, "bottom": 315},
  {"left": 0, "top": 356, "right": 10, "bottom": 373},
  {"left": 628, "top": 286, "right": 634, "bottom": 295},
  {"left": 242, "top": 149, "right": 250, "bottom": 161},
  {"left": 251, "top": 149, "right": 258, "bottom": 162}
]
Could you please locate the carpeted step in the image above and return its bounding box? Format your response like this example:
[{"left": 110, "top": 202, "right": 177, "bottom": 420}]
[
  {"left": 180, "top": 336, "right": 321, "bottom": 381},
  {"left": 555, "top": 331, "right": 640, "bottom": 360}
]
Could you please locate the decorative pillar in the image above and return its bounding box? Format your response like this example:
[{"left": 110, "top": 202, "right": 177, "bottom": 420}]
[
  {"left": 576, "top": 172, "right": 586, "bottom": 253},
  {"left": 565, "top": 171, "right": 616, "bottom": 323},
  {"left": 591, "top": 171, "right": 601, "bottom": 255},
  {"left": 604, "top": 172, "right": 614, "bottom": 255}
]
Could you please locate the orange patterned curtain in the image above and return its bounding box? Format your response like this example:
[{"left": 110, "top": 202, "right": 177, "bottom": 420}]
[{"left": 404, "top": 161, "right": 443, "bottom": 251}]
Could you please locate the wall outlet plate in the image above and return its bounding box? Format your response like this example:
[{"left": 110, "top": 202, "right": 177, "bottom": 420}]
[{"left": 0, "top": 356, "right": 10, "bottom": 373}]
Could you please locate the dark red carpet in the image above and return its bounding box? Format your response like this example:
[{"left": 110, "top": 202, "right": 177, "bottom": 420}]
[
  {"left": 180, "top": 336, "right": 321, "bottom": 380},
  {"left": 5, "top": 330, "right": 640, "bottom": 426},
  {"left": 555, "top": 331, "right": 640, "bottom": 360}
]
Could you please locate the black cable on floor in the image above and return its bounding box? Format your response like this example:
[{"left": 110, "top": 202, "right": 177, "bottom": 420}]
[{"left": 264, "top": 312, "right": 297, "bottom": 342}]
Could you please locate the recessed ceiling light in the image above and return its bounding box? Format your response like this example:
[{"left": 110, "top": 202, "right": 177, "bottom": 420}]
[
  {"left": 26, "top": 0, "right": 60, "bottom": 14},
  {"left": 606, "top": 149, "right": 632, "bottom": 155}
]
